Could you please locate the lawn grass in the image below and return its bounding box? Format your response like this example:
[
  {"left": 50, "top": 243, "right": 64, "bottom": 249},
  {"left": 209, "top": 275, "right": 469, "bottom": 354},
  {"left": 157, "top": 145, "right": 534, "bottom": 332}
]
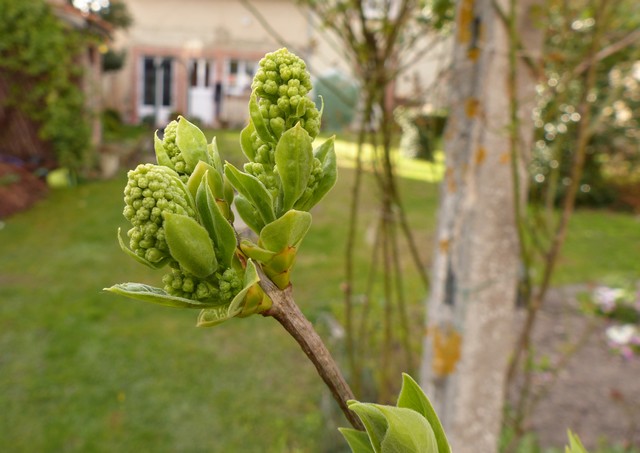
[
  {"left": 1, "top": 129, "right": 638, "bottom": 451},
  {"left": 0, "top": 134, "right": 437, "bottom": 452}
]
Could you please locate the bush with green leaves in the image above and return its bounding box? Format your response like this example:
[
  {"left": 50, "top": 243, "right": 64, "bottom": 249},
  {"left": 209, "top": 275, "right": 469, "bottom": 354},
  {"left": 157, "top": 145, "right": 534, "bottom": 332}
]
[{"left": 0, "top": 0, "right": 91, "bottom": 171}]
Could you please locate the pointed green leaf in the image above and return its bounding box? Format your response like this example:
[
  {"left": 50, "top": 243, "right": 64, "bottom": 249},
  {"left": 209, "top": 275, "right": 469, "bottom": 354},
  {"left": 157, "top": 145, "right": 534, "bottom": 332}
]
[
  {"left": 339, "top": 428, "right": 376, "bottom": 453},
  {"left": 565, "top": 431, "right": 588, "bottom": 453},
  {"left": 318, "top": 94, "right": 325, "bottom": 120},
  {"left": 105, "top": 283, "right": 217, "bottom": 308},
  {"left": 223, "top": 178, "right": 234, "bottom": 208},
  {"left": 187, "top": 161, "right": 218, "bottom": 200},
  {"left": 377, "top": 405, "right": 438, "bottom": 453},
  {"left": 196, "top": 303, "right": 235, "bottom": 327},
  {"left": 234, "top": 194, "right": 265, "bottom": 234},
  {"left": 176, "top": 116, "right": 210, "bottom": 170},
  {"left": 117, "top": 228, "right": 169, "bottom": 269},
  {"left": 295, "top": 137, "right": 337, "bottom": 211},
  {"left": 206, "top": 166, "right": 225, "bottom": 199},
  {"left": 224, "top": 162, "right": 275, "bottom": 225},
  {"left": 240, "top": 122, "right": 256, "bottom": 161},
  {"left": 208, "top": 136, "right": 223, "bottom": 173},
  {"left": 397, "top": 374, "right": 450, "bottom": 453},
  {"left": 163, "top": 212, "right": 217, "bottom": 278},
  {"left": 154, "top": 131, "right": 174, "bottom": 169},
  {"left": 240, "top": 239, "right": 277, "bottom": 263},
  {"left": 314, "top": 135, "right": 335, "bottom": 162},
  {"left": 249, "top": 93, "right": 276, "bottom": 144},
  {"left": 195, "top": 176, "right": 237, "bottom": 268},
  {"left": 228, "top": 259, "right": 261, "bottom": 314},
  {"left": 274, "top": 123, "right": 313, "bottom": 213},
  {"left": 195, "top": 178, "right": 218, "bottom": 240},
  {"left": 295, "top": 98, "right": 307, "bottom": 118},
  {"left": 348, "top": 402, "right": 388, "bottom": 453},
  {"left": 259, "top": 210, "right": 312, "bottom": 252}
]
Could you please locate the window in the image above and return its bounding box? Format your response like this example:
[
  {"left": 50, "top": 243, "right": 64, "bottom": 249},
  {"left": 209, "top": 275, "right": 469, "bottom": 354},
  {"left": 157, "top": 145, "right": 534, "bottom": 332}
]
[
  {"left": 142, "top": 57, "right": 173, "bottom": 106},
  {"left": 226, "top": 59, "right": 257, "bottom": 96}
]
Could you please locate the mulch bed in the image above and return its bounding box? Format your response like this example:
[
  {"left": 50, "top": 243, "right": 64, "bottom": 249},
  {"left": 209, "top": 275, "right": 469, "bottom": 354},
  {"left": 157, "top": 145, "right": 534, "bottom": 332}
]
[{"left": 0, "top": 162, "right": 49, "bottom": 219}]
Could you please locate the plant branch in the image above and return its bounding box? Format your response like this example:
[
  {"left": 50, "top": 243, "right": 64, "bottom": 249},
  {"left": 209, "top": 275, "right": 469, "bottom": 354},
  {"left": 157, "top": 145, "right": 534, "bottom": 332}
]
[{"left": 259, "top": 267, "right": 365, "bottom": 431}]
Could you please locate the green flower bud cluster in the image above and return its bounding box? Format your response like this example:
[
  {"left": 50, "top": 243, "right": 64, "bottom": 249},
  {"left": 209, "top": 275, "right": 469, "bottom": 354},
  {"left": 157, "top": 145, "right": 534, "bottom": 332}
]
[
  {"left": 216, "top": 268, "right": 243, "bottom": 303},
  {"left": 240, "top": 48, "right": 324, "bottom": 200},
  {"left": 110, "top": 116, "right": 273, "bottom": 327},
  {"left": 230, "top": 48, "right": 337, "bottom": 234},
  {"left": 158, "top": 120, "right": 190, "bottom": 180},
  {"left": 108, "top": 50, "right": 339, "bottom": 328},
  {"left": 160, "top": 264, "right": 241, "bottom": 304},
  {"left": 123, "top": 163, "right": 195, "bottom": 264},
  {"left": 162, "top": 265, "right": 218, "bottom": 301},
  {"left": 251, "top": 48, "right": 320, "bottom": 139}
]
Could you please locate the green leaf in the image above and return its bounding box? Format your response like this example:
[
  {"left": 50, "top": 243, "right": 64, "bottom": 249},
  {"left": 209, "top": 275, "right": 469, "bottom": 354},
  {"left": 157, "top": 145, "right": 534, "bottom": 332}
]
[
  {"left": 240, "top": 122, "right": 256, "bottom": 161},
  {"left": 249, "top": 93, "right": 275, "bottom": 144},
  {"left": 176, "top": 116, "right": 210, "bottom": 170},
  {"left": 397, "top": 373, "right": 450, "bottom": 453},
  {"left": 274, "top": 123, "right": 313, "bottom": 213},
  {"left": 348, "top": 402, "right": 388, "bottom": 453},
  {"left": 224, "top": 162, "right": 275, "bottom": 225},
  {"left": 234, "top": 194, "right": 265, "bottom": 234},
  {"left": 295, "top": 98, "right": 307, "bottom": 118},
  {"left": 196, "top": 303, "right": 235, "bottom": 327},
  {"left": 565, "top": 431, "right": 588, "bottom": 453},
  {"left": 314, "top": 135, "right": 335, "bottom": 162},
  {"left": 295, "top": 136, "right": 338, "bottom": 211},
  {"left": 117, "top": 228, "right": 169, "bottom": 269},
  {"left": 187, "top": 161, "right": 220, "bottom": 200},
  {"left": 240, "top": 239, "right": 277, "bottom": 263},
  {"left": 228, "top": 259, "right": 261, "bottom": 314},
  {"left": 223, "top": 178, "right": 235, "bottom": 209},
  {"left": 339, "top": 428, "right": 376, "bottom": 453},
  {"left": 259, "top": 210, "right": 312, "bottom": 252},
  {"left": 208, "top": 136, "right": 223, "bottom": 173},
  {"left": 318, "top": 94, "right": 325, "bottom": 120},
  {"left": 163, "top": 212, "right": 217, "bottom": 278},
  {"left": 154, "top": 131, "right": 173, "bottom": 169},
  {"left": 196, "top": 177, "right": 237, "bottom": 268},
  {"left": 105, "top": 283, "right": 218, "bottom": 308},
  {"left": 377, "top": 405, "right": 438, "bottom": 453}
]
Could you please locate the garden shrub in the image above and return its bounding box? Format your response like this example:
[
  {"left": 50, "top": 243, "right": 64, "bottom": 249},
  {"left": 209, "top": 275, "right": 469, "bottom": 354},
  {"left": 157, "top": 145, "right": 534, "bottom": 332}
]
[{"left": 0, "top": 0, "right": 91, "bottom": 172}]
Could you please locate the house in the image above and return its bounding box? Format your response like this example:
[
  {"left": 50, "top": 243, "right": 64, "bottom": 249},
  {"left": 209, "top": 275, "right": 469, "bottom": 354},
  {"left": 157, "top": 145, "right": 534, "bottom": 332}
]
[{"left": 104, "top": 0, "right": 448, "bottom": 128}]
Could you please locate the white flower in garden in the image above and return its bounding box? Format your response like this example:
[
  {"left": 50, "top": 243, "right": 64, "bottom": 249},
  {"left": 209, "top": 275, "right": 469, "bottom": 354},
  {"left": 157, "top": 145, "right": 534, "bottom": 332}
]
[
  {"left": 594, "top": 286, "right": 623, "bottom": 313},
  {"left": 606, "top": 324, "right": 637, "bottom": 346}
]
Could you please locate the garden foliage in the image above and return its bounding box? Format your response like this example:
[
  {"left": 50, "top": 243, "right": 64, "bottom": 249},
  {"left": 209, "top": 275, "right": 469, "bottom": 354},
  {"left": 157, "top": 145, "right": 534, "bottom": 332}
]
[{"left": 0, "top": 0, "right": 91, "bottom": 170}]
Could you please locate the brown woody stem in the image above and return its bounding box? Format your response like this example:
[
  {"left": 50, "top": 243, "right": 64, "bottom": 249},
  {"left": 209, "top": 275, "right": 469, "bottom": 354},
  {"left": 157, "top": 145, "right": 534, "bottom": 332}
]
[{"left": 258, "top": 267, "right": 365, "bottom": 431}]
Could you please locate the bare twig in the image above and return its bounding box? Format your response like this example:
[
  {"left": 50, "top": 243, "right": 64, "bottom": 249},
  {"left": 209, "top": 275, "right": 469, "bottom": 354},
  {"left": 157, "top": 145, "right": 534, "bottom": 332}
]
[
  {"left": 573, "top": 28, "right": 640, "bottom": 77},
  {"left": 259, "top": 267, "right": 365, "bottom": 431}
]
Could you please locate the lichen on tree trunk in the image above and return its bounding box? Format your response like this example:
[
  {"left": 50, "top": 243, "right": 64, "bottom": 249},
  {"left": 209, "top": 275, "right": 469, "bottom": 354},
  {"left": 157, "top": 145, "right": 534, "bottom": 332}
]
[{"left": 419, "top": 0, "right": 529, "bottom": 450}]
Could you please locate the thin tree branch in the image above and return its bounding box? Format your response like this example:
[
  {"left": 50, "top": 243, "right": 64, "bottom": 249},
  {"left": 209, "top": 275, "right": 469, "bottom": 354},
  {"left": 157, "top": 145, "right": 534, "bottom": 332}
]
[
  {"left": 573, "top": 28, "right": 640, "bottom": 77},
  {"left": 259, "top": 267, "right": 365, "bottom": 431}
]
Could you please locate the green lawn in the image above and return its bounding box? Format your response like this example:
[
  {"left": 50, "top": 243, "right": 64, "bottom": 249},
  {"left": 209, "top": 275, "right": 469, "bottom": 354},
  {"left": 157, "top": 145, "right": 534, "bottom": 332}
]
[
  {"left": 1, "top": 130, "right": 638, "bottom": 451},
  {"left": 0, "top": 135, "right": 437, "bottom": 452}
]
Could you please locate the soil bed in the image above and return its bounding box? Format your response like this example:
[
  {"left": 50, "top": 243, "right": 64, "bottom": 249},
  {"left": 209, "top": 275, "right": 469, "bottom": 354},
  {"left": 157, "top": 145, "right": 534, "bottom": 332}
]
[{"left": 514, "top": 285, "right": 640, "bottom": 449}]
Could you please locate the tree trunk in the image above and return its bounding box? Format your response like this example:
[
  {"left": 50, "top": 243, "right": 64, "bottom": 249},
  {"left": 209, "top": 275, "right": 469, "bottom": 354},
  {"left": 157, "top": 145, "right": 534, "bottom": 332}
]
[{"left": 419, "top": 0, "right": 525, "bottom": 450}]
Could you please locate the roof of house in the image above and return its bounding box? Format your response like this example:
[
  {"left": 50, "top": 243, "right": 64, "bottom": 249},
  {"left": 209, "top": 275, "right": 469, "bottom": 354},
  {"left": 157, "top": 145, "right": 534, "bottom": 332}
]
[{"left": 50, "top": 2, "right": 113, "bottom": 40}]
